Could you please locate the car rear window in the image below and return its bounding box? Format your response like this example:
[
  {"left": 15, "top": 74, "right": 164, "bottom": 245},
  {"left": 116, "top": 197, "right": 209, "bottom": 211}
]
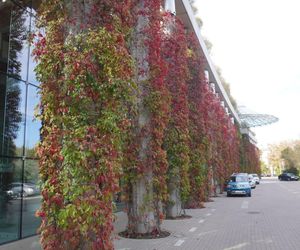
[{"left": 230, "top": 176, "right": 248, "bottom": 182}]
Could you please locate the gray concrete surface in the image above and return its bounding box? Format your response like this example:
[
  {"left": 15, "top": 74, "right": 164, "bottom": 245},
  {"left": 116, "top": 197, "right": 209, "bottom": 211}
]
[
  {"left": 1, "top": 177, "right": 300, "bottom": 250},
  {"left": 114, "top": 177, "right": 300, "bottom": 250}
]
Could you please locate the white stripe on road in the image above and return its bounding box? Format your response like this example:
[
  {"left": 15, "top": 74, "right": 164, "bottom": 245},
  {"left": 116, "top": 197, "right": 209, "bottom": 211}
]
[
  {"left": 199, "top": 219, "right": 205, "bottom": 223},
  {"left": 174, "top": 240, "right": 185, "bottom": 247},
  {"left": 211, "top": 208, "right": 216, "bottom": 212},
  {"left": 198, "top": 230, "right": 218, "bottom": 237},
  {"left": 241, "top": 201, "right": 249, "bottom": 209},
  {"left": 223, "top": 243, "right": 249, "bottom": 250},
  {"left": 189, "top": 227, "right": 197, "bottom": 232},
  {"left": 206, "top": 213, "right": 212, "bottom": 216}
]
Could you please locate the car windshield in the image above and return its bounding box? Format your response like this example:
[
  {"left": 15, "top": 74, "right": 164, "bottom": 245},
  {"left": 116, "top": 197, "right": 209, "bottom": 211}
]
[
  {"left": 252, "top": 174, "right": 258, "bottom": 177},
  {"left": 230, "top": 176, "right": 248, "bottom": 182}
]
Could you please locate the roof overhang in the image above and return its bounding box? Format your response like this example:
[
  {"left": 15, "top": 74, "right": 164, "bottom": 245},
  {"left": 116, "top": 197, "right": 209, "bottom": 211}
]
[{"left": 175, "top": 0, "right": 241, "bottom": 125}]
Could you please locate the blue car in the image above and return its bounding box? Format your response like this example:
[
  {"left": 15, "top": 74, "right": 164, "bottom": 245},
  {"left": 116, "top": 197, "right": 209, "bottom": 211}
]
[{"left": 226, "top": 174, "right": 251, "bottom": 197}]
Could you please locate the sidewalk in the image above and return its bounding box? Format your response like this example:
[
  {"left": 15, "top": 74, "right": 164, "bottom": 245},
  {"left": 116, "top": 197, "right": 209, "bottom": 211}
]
[
  {"left": 0, "top": 198, "right": 221, "bottom": 250},
  {"left": 113, "top": 202, "right": 219, "bottom": 250}
]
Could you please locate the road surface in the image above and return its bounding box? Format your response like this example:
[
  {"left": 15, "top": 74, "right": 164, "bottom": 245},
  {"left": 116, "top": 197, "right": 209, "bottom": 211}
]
[{"left": 114, "top": 177, "right": 300, "bottom": 250}]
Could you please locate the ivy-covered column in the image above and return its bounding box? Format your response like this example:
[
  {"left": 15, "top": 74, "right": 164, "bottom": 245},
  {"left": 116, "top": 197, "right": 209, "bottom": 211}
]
[
  {"left": 34, "top": 1, "right": 134, "bottom": 249},
  {"left": 125, "top": 0, "right": 169, "bottom": 235},
  {"left": 127, "top": 0, "right": 155, "bottom": 234},
  {"left": 162, "top": 16, "right": 190, "bottom": 218},
  {"left": 186, "top": 33, "right": 210, "bottom": 207}
]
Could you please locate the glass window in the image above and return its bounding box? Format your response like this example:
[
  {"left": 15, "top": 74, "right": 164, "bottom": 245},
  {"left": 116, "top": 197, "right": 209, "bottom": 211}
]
[
  {"left": 7, "top": 4, "right": 31, "bottom": 81},
  {"left": 25, "top": 85, "right": 40, "bottom": 158},
  {"left": 0, "top": 75, "right": 26, "bottom": 157},
  {"left": 230, "top": 175, "right": 248, "bottom": 182},
  {"left": 11, "top": 1, "right": 33, "bottom": 11},
  {"left": 28, "top": 46, "right": 38, "bottom": 86},
  {"left": 0, "top": 3, "right": 11, "bottom": 74},
  {"left": 27, "top": 16, "right": 39, "bottom": 86},
  {"left": 22, "top": 159, "right": 40, "bottom": 237},
  {"left": 0, "top": 158, "right": 23, "bottom": 244}
]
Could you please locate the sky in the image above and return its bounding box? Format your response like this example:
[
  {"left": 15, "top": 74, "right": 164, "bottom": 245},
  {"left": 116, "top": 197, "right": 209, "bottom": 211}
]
[{"left": 194, "top": 0, "right": 300, "bottom": 152}]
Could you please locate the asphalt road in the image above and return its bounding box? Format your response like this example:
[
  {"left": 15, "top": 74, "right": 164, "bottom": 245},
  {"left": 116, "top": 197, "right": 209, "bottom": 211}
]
[{"left": 114, "top": 177, "right": 300, "bottom": 250}]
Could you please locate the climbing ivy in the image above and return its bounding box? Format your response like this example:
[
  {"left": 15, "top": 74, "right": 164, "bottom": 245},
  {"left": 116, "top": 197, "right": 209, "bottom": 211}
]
[
  {"left": 33, "top": 1, "right": 261, "bottom": 248},
  {"left": 34, "top": 1, "right": 134, "bottom": 249}
]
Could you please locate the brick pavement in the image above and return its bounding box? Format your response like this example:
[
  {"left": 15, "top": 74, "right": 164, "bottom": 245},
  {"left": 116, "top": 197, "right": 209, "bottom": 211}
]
[
  {"left": 114, "top": 178, "right": 300, "bottom": 250},
  {"left": 2, "top": 178, "right": 300, "bottom": 250}
]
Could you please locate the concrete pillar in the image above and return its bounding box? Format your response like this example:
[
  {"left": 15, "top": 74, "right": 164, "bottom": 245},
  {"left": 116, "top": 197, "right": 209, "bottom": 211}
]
[
  {"left": 166, "top": 176, "right": 182, "bottom": 218},
  {"left": 128, "top": 0, "right": 156, "bottom": 234}
]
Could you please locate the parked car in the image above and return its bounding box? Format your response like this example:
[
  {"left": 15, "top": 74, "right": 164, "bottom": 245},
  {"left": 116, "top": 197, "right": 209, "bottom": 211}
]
[
  {"left": 227, "top": 174, "right": 252, "bottom": 197},
  {"left": 278, "top": 173, "right": 299, "bottom": 181},
  {"left": 6, "top": 182, "right": 38, "bottom": 198},
  {"left": 250, "top": 173, "right": 260, "bottom": 184},
  {"left": 248, "top": 174, "right": 256, "bottom": 189}
]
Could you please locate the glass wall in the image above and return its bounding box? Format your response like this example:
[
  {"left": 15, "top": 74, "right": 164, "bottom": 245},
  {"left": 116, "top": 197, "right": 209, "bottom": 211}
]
[{"left": 0, "top": 0, "right": 41, "bottom": 245}]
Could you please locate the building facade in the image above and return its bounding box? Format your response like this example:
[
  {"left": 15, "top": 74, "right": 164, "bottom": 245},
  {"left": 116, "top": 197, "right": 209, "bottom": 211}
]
[
  {"left": 0, "top": 0, "right": 41, "bottom": 245},
  {"left": 0, "top": 0, "right": 264, "bottom": 247}
]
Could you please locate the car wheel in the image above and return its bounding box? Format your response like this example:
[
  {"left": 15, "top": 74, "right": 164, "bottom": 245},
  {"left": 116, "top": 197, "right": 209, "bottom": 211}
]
[
  {"left": 22, "top": 191, "right": 28, "bottom": 197},
  {"left": 227, "top": 192, "right": 231, "bottom": 197},
  {"left": 248, "top": 192, "right": 251, "bottom": 197}
]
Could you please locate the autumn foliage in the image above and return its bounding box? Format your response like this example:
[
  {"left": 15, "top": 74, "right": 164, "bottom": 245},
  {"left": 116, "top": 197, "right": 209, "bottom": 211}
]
[{"left": 33, "top": 1, "right": 260, "bottom": 249}]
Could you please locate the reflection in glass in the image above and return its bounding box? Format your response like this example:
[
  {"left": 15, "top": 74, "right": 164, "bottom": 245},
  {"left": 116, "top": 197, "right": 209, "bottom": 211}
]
[
  {"left": 22, "top": 159, "right": 41, "bottom": 237},
  {"left": 28, "top": 16, "right": 39, "bottom": 86},
  {"left": 0, "top": 3, "right": 11, "bottom": 74},
  {"left": 25, "top": 85, "right": 40, "bottom": 158},
  {"left": 28, "top": 45, "right": 38, "bottom": 86},
  {"left": 0, "top": 75, "right": 26, "bottom": 157},
  {"left": 0, "top": 158, "right": 22, "bottom": 244},
  {"left": 0, "top": 1, "right": 42, "bottom": 245},
  {"left": 8, "top": 5, "right": 31, "bottom": 81}
]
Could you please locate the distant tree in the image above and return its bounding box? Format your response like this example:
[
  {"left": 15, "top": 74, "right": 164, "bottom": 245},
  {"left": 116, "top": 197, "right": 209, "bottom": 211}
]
[
  {"left": 281, "top": 147, "right": 297, "bottom": 169},
  {"left": 268, "top": 142, "right": 289, "bottom": 174},
  {"left": 281, "top": 144, "right": 300, "bottom": 175},
  {"left": 260, "top": 160, "right": 269, "bottom": 175},
  {"left": 268, "top": 140, "right": 300, "bottom": 175},
  {"left": 283, "top": 167, "right": 299, "bottom": 176}
]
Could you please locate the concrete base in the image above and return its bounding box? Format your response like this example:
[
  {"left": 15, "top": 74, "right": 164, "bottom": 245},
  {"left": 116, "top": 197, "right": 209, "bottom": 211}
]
[{"left": 166, "top": 184, "right": 182, "bottom": 218}]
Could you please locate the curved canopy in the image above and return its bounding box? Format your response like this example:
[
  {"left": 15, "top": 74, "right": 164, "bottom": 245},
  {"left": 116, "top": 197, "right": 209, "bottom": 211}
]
[{"left": 238, "top": 106, "right": 279, "bottom": 128}]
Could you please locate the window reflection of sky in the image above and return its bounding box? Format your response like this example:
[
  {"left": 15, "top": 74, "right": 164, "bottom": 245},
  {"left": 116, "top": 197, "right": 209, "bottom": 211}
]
[
  {"left": 28, "top": 16, "right": 44, "bottom": 87},
  {"left": 28, "top": 15, "right": 38, "bottom": 86},
  {"left": 25, "top": 85, "right": 41, "bottom": 152},
  {"left": 28, "top": 45, "right": 38, "bottom": 86}
]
